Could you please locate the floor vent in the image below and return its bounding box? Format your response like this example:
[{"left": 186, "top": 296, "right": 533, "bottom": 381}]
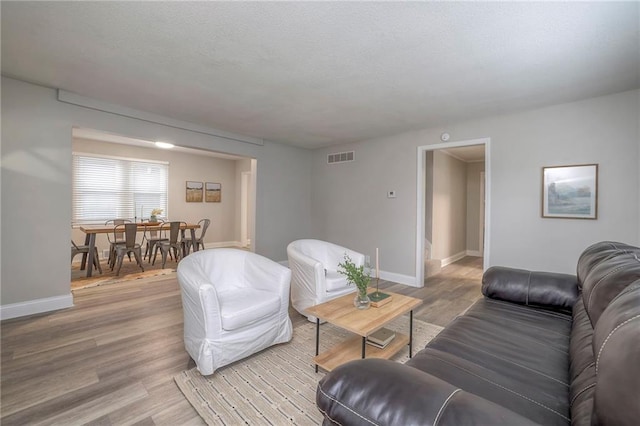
[{"left": 327, "top": 151, "right": 355, "bottom": 164}]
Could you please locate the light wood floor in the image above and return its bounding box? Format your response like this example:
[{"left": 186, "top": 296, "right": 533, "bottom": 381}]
[{"left": 1, "top": 256, "right": 482, "bottom": 425}]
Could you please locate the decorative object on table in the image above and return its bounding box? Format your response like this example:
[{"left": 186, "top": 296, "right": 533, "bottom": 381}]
[
  {"left": 338, "top": 254, "right": 371, "bottom": 310},
  {"left": 205, "top": 182, "right": 222, "bottom": 202},
  {"left": 186, "top": 181, "right": 204, "bottom": 202},
  {"left": 542, "top": 164, "right": 598, "bottom": 219},
  {"left": 366, "top": 327, "right": 396, "bottom": 349},
  {"left": 149, "top": 208, "right": 163, "bottom": 222},
  {"left": 369, "top": 247, "right": 392, "bottom": 308}
]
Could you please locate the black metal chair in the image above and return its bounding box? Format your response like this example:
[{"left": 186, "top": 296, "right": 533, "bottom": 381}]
[
  {"left": 71, "top": 240, "right": 102, "bottom": 274},
  {"left": 152, "top": 221, "right": 188, "bottom": 269},
  {"left": 105, "top": 219, "right": 131, "bottom": 268},
  {"left": 183, "top": 218, "right": 210, "bottom": 254},
  {"left": 142, "top": 220, "right": 169, "bottom": 260},
  {"left": 112, "top": 223, "right": 145, "bottom": 276}
]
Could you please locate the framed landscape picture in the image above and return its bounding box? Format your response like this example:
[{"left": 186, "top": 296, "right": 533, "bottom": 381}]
[
  {"left": 186, "top": 181, "right": 203, "bottom": 202},
  {"left": 542, "top": 164, "right": 598, "bottom": 219},
  {"left": 205, "top": 182, "right": 221, "bottom": 202}
]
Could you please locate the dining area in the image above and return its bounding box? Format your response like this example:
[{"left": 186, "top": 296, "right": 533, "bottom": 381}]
[
  {"left": 67, "top": 137, "right": 254, "bottom": 290},
  {"left": 72, "top": 218, "right": 210, "bottom": 281}
]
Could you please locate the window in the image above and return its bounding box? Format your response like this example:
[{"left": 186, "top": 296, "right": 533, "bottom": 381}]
[{"left": 72, "top": 153, "right": 168, "bottom": 225}]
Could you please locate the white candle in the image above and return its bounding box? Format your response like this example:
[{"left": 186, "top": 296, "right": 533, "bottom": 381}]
[{"left": 376, "top": 247, "right": 379, "bottom": 279}]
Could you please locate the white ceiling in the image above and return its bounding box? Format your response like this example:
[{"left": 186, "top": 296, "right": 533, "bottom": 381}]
[
  {"left": 441, "top": 145, "right": 486, "bottom": 163},
  {"left": 2, "top": 2, "right": 638, "bottom": 149}
]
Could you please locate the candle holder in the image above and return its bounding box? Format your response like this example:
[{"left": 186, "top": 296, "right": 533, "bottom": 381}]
[{"left": 369, "top": 277, "right": 390, "bottom": 303}]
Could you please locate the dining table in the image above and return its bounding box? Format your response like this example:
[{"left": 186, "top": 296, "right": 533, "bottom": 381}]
[{"left": 78, "top": 222, "right": 201, "bottom": 277}]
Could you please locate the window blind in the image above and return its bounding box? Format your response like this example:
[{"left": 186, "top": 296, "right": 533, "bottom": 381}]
[{"left": 72, "top": 153, "right": 168, "bottom": 225}]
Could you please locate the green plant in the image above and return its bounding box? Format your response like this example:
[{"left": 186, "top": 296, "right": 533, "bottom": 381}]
[{"left": 338, "top": 254, "right": 371, "bottom": 296}]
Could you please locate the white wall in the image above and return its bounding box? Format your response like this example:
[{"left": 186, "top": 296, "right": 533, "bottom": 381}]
[
  {"left": 312, "top": 89, "right": 640, "bottom": 279},
  {"left": 1, "top": 77, "right": 312, "bottom": 315},
  {"left": 432, "top": 151, "right": 467, "bottom": 260},
  {"left": 466, "top": 162, "right": 485, "bottom": 253}
]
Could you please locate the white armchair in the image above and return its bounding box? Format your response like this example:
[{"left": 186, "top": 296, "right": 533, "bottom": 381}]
[
  {"left": 177, "top": 248, "right": 293, "bottom": 376},
  {"left": 287, "top": 239, "right": 365, "bottom": 321}
]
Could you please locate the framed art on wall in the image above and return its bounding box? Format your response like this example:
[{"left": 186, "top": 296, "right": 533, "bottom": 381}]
[
  {"left": 186, "top": 181, "right": 203, "bottom": 202},
  {"left": 542, "top": 164, "right": 598, "bottom": 219},
  {"left": 205, "top": 182, "right": 221, "bottom": 202}
]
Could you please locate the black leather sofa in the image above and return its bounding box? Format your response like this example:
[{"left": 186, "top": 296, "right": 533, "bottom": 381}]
[{"left": 317, "top": 241, "right": 640, "bottom": 425}]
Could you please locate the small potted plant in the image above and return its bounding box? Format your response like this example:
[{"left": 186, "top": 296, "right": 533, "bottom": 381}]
[
  {"left": 150, "top": 208, "right": 163, "bottom": 222},
  {"left": 338, "top": 254, "right": 371, "bottom": 309}
]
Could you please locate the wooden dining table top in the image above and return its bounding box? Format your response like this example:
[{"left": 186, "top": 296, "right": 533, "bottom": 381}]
[{"left": 79, "top": 222, "right": 200, "bottom": 234}]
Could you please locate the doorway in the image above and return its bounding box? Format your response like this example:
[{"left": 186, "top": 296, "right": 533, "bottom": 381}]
[
  {"left": 416, "top": 138, "right": 490, "bottom": 286},
  {"left": 70, "top": 127, "right": 258, "bottom": 289}
]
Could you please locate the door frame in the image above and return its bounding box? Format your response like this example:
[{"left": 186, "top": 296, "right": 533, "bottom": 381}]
[
  {"left": 240, "top": 171, "right": 250, "bottom": 247},
  {"left": 415, "top": 137, "right": 491, "bottom": 286}
]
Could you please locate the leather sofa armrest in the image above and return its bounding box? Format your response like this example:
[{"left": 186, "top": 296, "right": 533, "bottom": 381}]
[
  {"left": 482, "top": 266, "right": 579, "bottom": 312},
  {"left": 317, "top": 359, "right": 538, "bottom": 426}
]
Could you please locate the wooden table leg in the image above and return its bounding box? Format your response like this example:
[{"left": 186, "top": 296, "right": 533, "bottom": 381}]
[
  {"left": 86, "top": 233, "right": 96, "bottom": 278},
  {"left": 80, "top": 233, "right": 90, "bottom": 270}
]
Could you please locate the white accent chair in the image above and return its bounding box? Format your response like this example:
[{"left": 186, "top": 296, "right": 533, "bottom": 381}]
[
  {"left": 177, "top": 248, "right": 293, "bottom": 376},
  {"left": 287, "top": 239, "right": 365, "bottom": 322}
]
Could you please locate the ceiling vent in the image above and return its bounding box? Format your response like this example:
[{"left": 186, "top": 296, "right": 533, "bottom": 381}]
[{"left": 327, "top": 151, "right": 355, "bottom": 164}]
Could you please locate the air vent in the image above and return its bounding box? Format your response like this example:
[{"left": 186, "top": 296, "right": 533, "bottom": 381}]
[{"left": 327, "top": 151, "right": 355, "bottom": 164}]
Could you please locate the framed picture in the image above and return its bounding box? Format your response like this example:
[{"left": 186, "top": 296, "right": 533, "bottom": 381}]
[
  {"left": 542, "top": 164, "right": 598, "bottom": 219},
  {"left": 186, "top": 181, "right": 203, "bottom": 202},
  {"left": 205, "top": 182, "right": 222, "bottom": 202}
]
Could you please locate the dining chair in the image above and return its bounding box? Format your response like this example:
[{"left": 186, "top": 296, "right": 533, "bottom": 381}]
[
  {"left": 183, "top": 218, "right": 210, "bottom": 255},
  {"left": 142, "top": 220, "right": 168, "bottom": 260},
  {"left": 152, "top": 221, "right": 188, "bottom": 269},
  {"left": 112, "top": 223, "right": 145, "bottom": 276},
  {"left": 71, "top": 240, "right": 103, "bottom": 274},
  {"left": 105, "top": 219, "right": 132, "bottom": 267}
]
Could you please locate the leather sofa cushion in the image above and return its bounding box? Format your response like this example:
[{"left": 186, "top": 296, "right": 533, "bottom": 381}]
[
  {"left": 580, "top": 253, "right": 640, "bottom": 326},
  {"left": 483, "top": 266, "right": 578, "bottom": 312},
  {"left": 218, "top": 288, "right": 281, "bottom": 331},
  {"left": 591, "top": 280, "right": 640, "bottom": 426},
  {"left": 577, "top": 241, "right": 640, "bottom": 290},
  {"left": 407, "top": 298, "right": 572, "bottom": 425},
  {"left": 569, "top": 298, "right": 596, "bottom": 426}
]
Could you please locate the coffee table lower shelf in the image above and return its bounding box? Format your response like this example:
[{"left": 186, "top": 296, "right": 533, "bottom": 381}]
[{"left": 313, "top": 332, "right": 410, "bottom": 372}]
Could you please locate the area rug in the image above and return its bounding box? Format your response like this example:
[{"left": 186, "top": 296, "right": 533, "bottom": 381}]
[
  {"left": 71, "top": 264, "right": 176, "bottom": 290},
  {"left": 175, "top": 317, "right": 443, "bottom": 425}
]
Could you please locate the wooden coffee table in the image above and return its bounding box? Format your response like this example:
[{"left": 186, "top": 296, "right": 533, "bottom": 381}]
[{"left": 305, "top": 290, "right": 422, "bottom": 372}]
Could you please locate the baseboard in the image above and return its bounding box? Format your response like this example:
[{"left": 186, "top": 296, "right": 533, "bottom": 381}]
[
  {"left": 203, "top": 241, "right": 243, "bottom": 249},
  {"left": 1, "top": 293, "right": 74, "bottom": 321},
  {"left": 379, "top": 270, "right": 417, "bottom": 287},
  {"left": 466, "top": 250, "right": 482, "bottom": 257},
  {"left": 441, "top": 251, "right": 466, "bottom": 267}
]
